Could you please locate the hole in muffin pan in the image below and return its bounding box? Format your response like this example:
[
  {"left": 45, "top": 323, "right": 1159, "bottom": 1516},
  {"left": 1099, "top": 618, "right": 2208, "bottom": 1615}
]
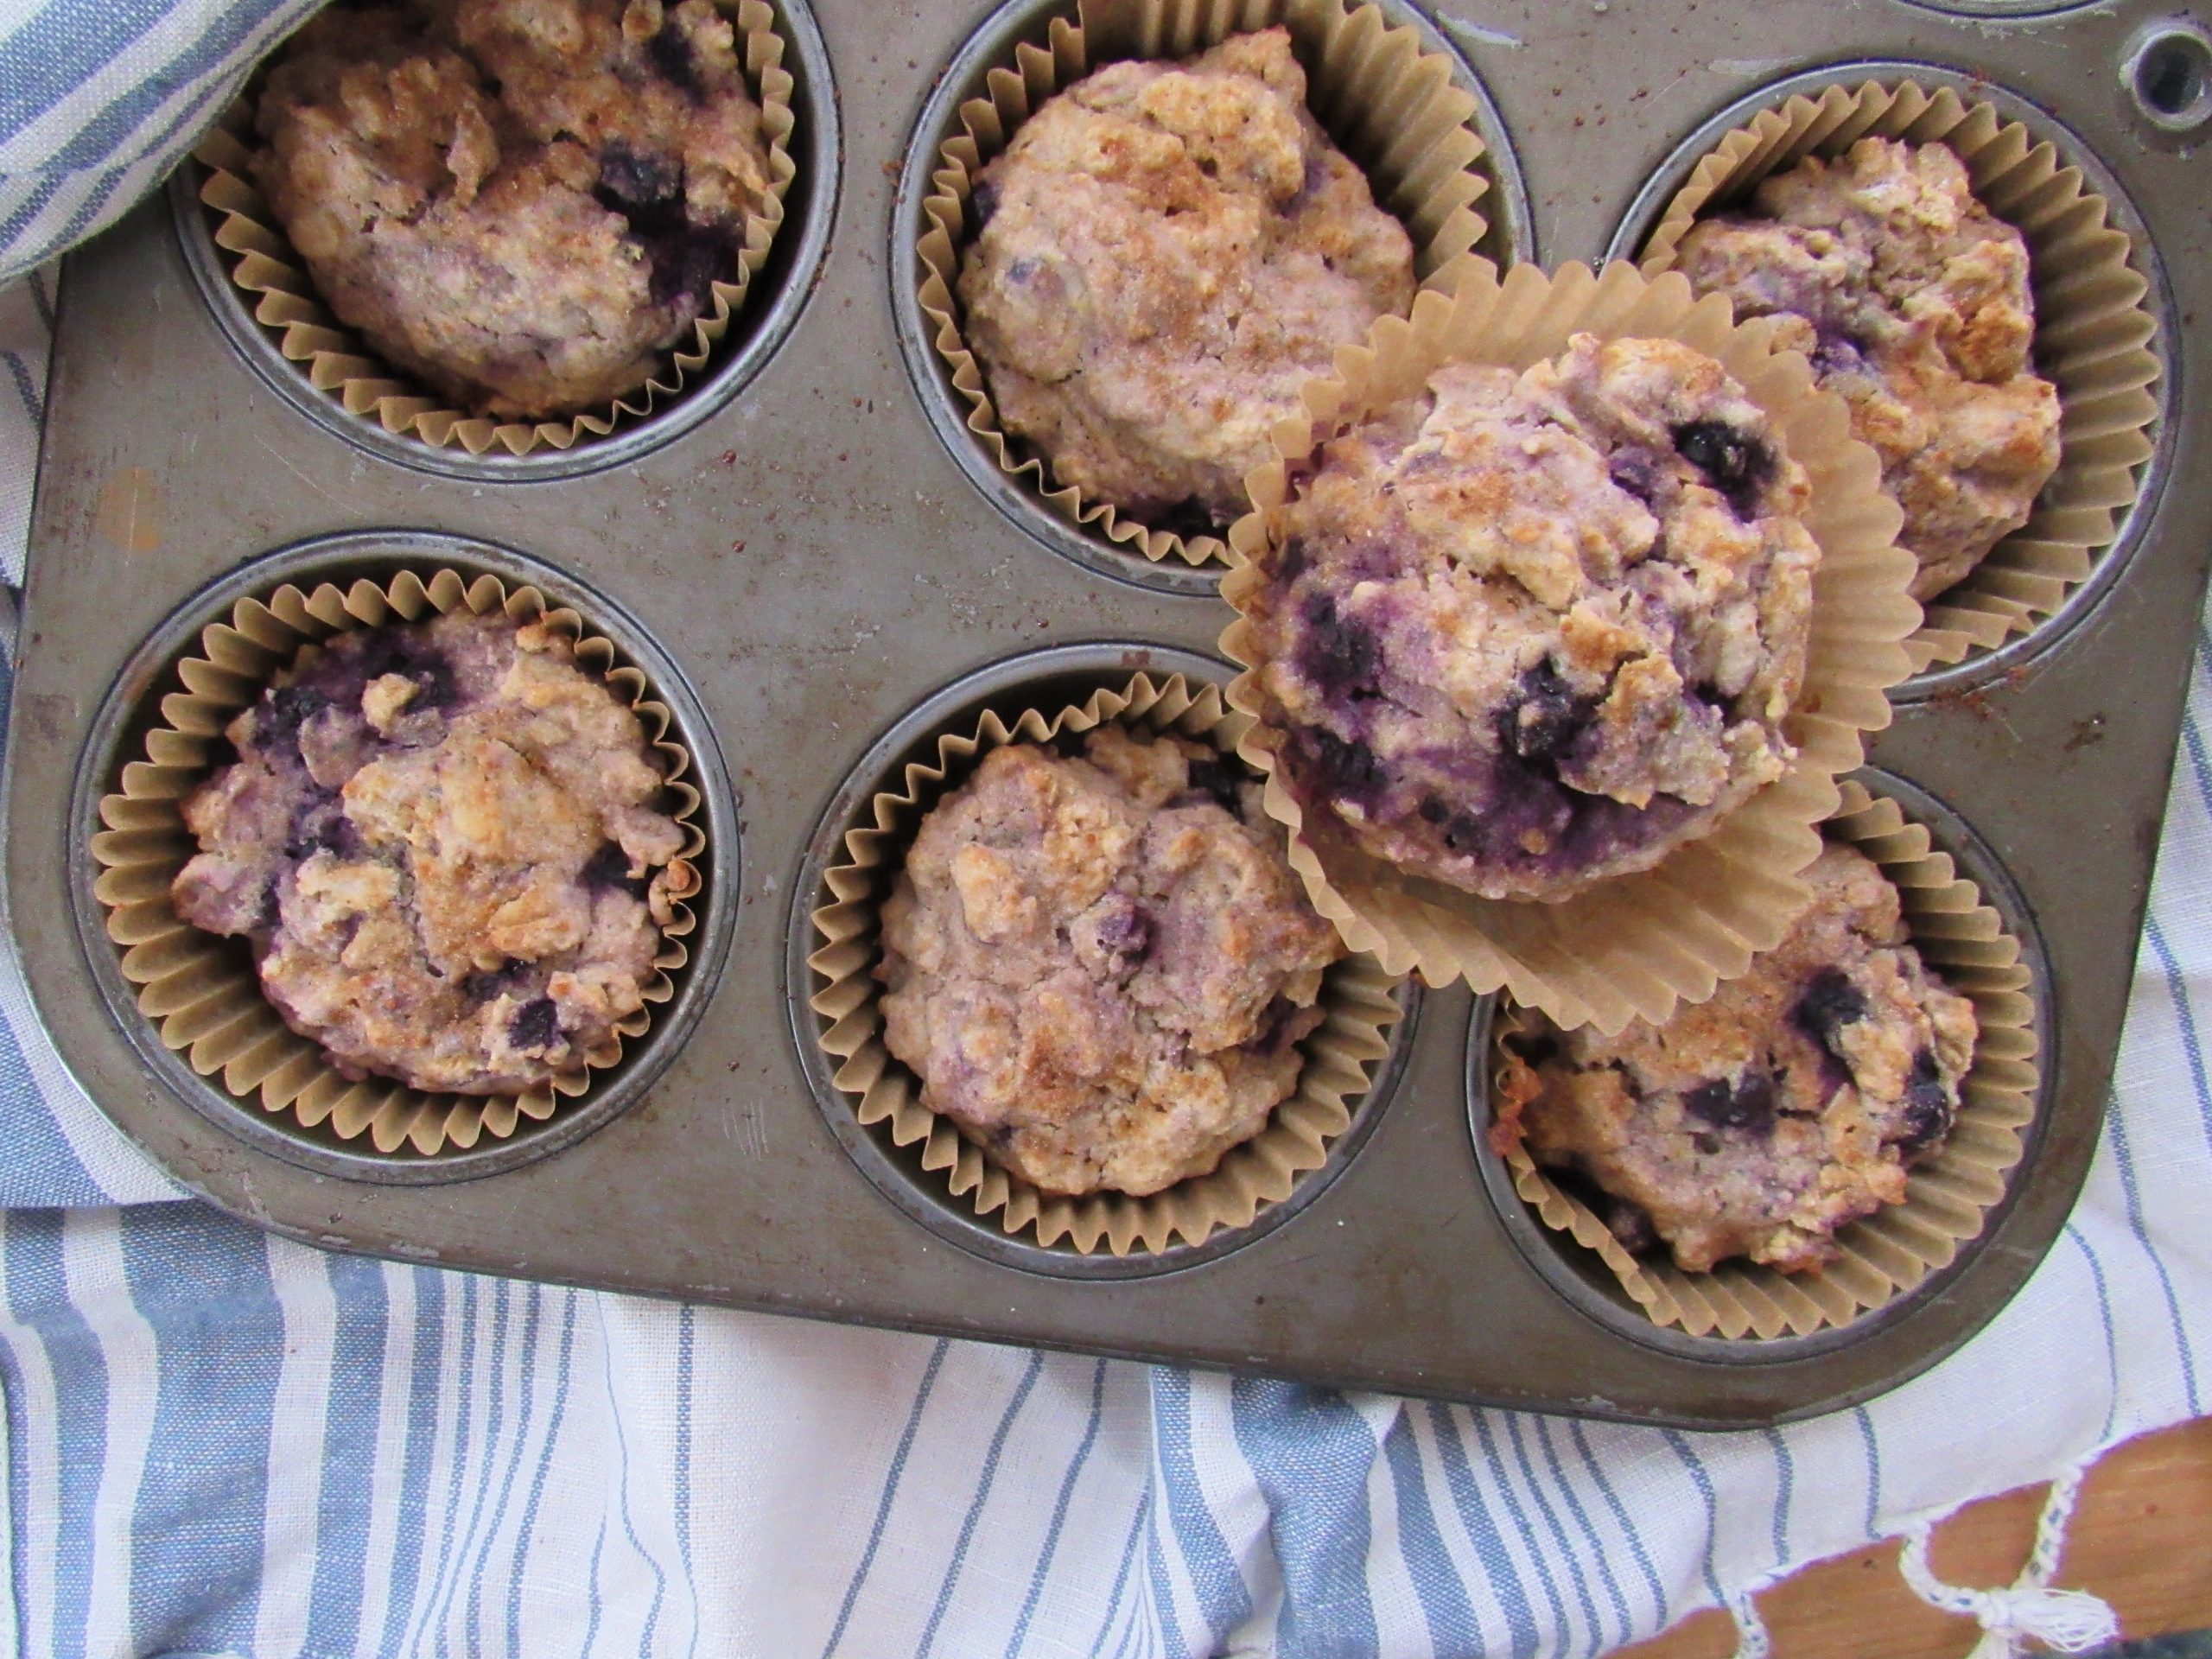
[
  {"left": 782, "top": 641, "right": 1424, "bottom": 1280},
  {"left": 167, "top": 0, "right": 842, "bottom": 485},
  {"left": 887, "top": 0, "right": 1534, "bottom": 601},
  {"left": 1464, "top": 767, "right": 2057, "bottom": 1364},
  {"left": 67, "top": 531, "right": 741, "bottom": 1185},
  {"left": 1894, "top": 0, "right": 2105, "bottom": 16},
  {"left": 1605, "top": 58, "right": 2179, "bottom": 703},
  {"left": 2125, "top": 21, "right": 2212, "bottom": 132}
]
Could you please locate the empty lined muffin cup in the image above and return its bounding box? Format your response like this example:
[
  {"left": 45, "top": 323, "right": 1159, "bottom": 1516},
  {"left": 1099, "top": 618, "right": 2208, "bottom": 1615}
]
[
  {"left": 1637, "top": 78, "right": 2163, "bottom": 673},
  {"left": 191, "top": 0, "right": 797, "bottom": 459},
  {"left": 806, "top": 671, "right": 1406, "bottom": 1255},
  {"left": 1221, "top": 258, "right": 1923, "bottom": 1033},
  {"left": 1484, "top": 778, "right": 2043, "bottom": 1340},
  {"left": 914, "top": 0, "right": 1499, "bottom": 569},
  {"left": 90, "top": 569, "right": 706, "bottom": 1157}
]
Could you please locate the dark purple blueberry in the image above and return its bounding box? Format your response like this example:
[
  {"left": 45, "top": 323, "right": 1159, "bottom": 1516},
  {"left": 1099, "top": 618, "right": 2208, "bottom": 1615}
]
[
  {"left": 1893, "top": 1048, "right": 1955, "bottom": 1154},
  {"left": 1248, "top": 995, "right": 1306, "bottom": 1058},
  {"left": 259, "top": 683, "right": 331, "bottom": 750},
  {"left": 1670, "top": 420, "right": 1773, "bottom": 519},
  {"left": 1181, "top": 754, "right": 1248, "bottom": 817},
  {"left": 461, "top": 963, "right": 525, "bottom": 1004},
  {"left": 1295, "top": 592, "right": 1381, "bottom": 700},
  {"left": 1294, "top": 152, "right": 1328, "bottom": 204},
  {"left": 1090, "top": 899, "right": 1153, "bottom": 970},
  {"left": 1791, "top": 967, "right": 1868, "bottom": 1057},
  {"left": 582, "top": 840, "right": 651, "bottom": 899},
  {"left": 647, "top": 22, "right": 704, "bottom": 97},
  {"left": 1809, "top": 330, "right": 1869, "bottom": 378},
  {"left": 1497, "top": 660, "right": 1596, "bottom": 768},
  {"left": 1682, "top": 1069, "right": 1778, "bottom": 1135},
  {"left": 594, "top": 143, "right": 683, "bottom": 213},
  {"left": 283, "top": 800, "right": 359, "bottom": 861},
  {"left": 508, "top": 996, "right": 563, "bottom": 1052},
  {"left": 1602, "top": 1196, "right": 1660, "bottom": 1256},
  {"left": 1608, "top": 454, "right": 1662, "bottom": 507},
  {"left": 969, "top": 176, "right": 1001, "bottom": 230},
  {"left": 1287, "top": 727, "right": 1384, "bottom": 805},
  {"left": 645, "top": 220, "right": 742, "bottom": 314}
]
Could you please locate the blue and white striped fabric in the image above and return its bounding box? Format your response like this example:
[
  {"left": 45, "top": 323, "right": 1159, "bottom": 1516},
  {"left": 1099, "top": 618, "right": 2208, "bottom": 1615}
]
[{"left": 4, "top": 4, "right": 2212, "bottom": 1655}]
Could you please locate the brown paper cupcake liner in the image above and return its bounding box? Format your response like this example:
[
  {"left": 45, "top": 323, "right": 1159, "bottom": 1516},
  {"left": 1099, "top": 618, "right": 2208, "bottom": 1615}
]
[
  {"left": 915, "top": 0, "right": 1496, "bottom": 569},
  {"left": 1220, "top": 257, "right": 1922, "bottom": 1033},
  {"left": 193, "top": 0, "right": 798, "bottom": 458},
  {"left": 88, "top": 569, "right": 707, "bottom": 1157},
  {"left": 805, "top": 671, "right": 1406, "bottom": 1255},
  {"left": 1637, "top": 79, "right": 2163, "bottom": 672},
  {"left": 1487, "top": 779, "right": 2042, "bottom": 1339}
]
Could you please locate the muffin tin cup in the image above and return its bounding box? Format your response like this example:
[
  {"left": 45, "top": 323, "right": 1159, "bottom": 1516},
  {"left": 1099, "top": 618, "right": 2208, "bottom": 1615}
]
[
  {"left": 87, "top": 552, "right": 713, "bottom": 1165},
  {"left": 1478, "top": 772, "right": 2048, "bottom": 1342},
  {"left": 190, "top": 0, "right": 800, "bottom": 462},
  {"left": 910, "top": 0, "right": 1509, "bottom": 575},
  {"left": 804, "top": 660, "right": 1408, "bottom": 1259},
  {"left": 1220, "top": 257, "right": 1923, "bottom": 1033},
  {"left": 1627, "top": 73, "right": 2165, "bottom": 677}
]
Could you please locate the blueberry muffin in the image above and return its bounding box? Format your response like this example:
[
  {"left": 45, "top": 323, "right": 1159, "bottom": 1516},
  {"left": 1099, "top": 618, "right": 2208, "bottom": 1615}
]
[
  {"left": 253, "top": 0, "right": 774, "bottom": 420},
  {"left": 876, "top": 727, "right": 1344, "bottom": 1198},
  {"left": 1241, "top": 332, "right": 1821, "bottom": 901},
  {"left": 957, "top": 28, "right": 1415, "bottom": 536},
  {"left": 1492, "top": 842, "right": 1978, "bottom": 1274},
  {"left": 1670, "top": 137, "right": 2061, "bottom": 602},
  {"left": 173, "top": 612, "right": 691, "bottom": 1096}
]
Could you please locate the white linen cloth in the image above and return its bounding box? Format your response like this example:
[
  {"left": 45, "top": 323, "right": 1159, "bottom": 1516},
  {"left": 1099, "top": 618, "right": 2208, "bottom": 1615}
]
[{"left": 1, "top": 3, "right": 2207, "bottom": 1655}]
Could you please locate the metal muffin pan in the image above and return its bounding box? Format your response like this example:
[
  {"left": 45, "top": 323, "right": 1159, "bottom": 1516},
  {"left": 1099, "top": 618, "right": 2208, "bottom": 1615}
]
[{"left": 6, "top": 0, "right": 2208, "bottom": 1427}]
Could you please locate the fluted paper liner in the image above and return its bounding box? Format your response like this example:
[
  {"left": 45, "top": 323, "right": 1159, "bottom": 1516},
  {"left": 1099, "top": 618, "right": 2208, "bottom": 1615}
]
[
  {"left": 915, "top": 0, "right": 1497, "bottom": 569},
  {"left": 90, "top": 569, "right": 706, "bottom": 1157},
  {"left": 1638, "top": 79, "right": 2163, "bottom": 672},
  {"left": 1220, "top": 259, "right": 1922, "bottom": 1031},
  {"left": 806, "top": 672, "right": 1406, "bottom": 1255},
  {"left": 192, "top": 0, "right": 796, "bottom": 457},
  {"left": 1487, "top": 779, "right": 2042, "bottom": 1339}
]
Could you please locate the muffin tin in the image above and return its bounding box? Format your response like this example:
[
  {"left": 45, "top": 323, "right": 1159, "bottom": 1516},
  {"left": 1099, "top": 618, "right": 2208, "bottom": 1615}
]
[{"left": 7, "top": 0, "right": 2207, "bottom": 1427}]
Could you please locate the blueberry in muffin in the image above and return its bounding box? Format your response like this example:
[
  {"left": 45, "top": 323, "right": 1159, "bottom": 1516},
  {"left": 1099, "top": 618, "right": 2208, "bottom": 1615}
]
[
  {"left": 253, "top": 0, "right": 774, "bottom": 420},
  {"left": 1241, "top": 332, "right": 1821, "bottom": 901},
  {"left": 1670, "top": 137, "right": 2061, "bottom": 602},
  {"left": 1491, "top": 841, "right": 1979, "bottom": 1274},
  {"left": 173, "top": 611, "right": 690, "bottom": 1095},
  {"left": 876, "top": 726, "right": 1344, "bottom": 1198},
  {"left": 958, "top": 28, "right": 1415, "bottom": 536}
]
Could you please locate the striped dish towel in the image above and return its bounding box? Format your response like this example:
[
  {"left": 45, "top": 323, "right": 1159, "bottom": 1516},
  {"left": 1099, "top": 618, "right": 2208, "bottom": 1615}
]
[{"left": 3, "top": 4, "right": 2209, "bottom": 1656}]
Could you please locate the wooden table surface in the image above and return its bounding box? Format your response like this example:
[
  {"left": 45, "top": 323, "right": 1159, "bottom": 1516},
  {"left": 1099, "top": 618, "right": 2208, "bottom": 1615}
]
[{"left": 1617, "top": 1417, "right": 2212, "bottom": 1658}]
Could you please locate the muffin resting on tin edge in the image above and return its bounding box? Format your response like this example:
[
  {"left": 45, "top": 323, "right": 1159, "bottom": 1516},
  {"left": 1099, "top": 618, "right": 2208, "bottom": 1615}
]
[
  {"left": 1492, "top": 842, "right": 1979, "bottom": 1274},
  {"left": 253, "top": 0, "right": 775, "bottom": 421},
  {"left": 957, "top": 28, "right": 1416, "bottom": 537},
  {"left": 171, "top": 612, "right": 691, "bottom": 1096},
  {"left": 1671, "top": 137, "right": 2062, "bottom": 603},
  {"left": 1243, "top": 332, "right": 1821, "bottom": 902},
  {"left": 875, "top": 727, "right": 1344, "bottom": 1199}
]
